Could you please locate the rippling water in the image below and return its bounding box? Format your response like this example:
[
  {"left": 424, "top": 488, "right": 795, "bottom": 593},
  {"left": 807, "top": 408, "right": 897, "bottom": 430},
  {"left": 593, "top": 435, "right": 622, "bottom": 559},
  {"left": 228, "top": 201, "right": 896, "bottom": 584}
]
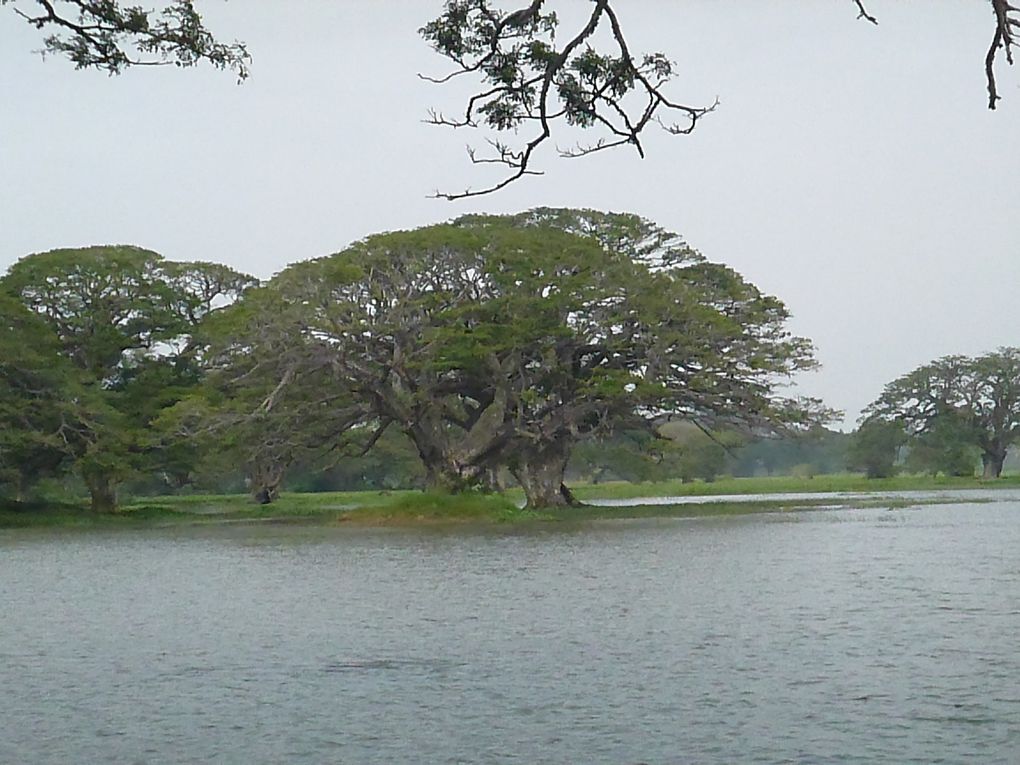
[{"left": 3, "top": 502, "right": 1019, "bottom": 764}]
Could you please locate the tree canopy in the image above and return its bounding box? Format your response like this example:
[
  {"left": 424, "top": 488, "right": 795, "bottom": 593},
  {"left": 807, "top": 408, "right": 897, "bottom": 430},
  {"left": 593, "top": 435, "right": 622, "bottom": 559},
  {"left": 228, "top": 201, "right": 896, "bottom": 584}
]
[
  {"left": 205, "top": 209, "right": 826, "bottom": 508},
  {"left": 0, "top": 211, "right": 837, "bottom": 510},
  {"left": 864, "top": 348, "right": 1020, "bottom": 479},
  {"left": 1, "top": 245, "right": 256, "bottom": 510}
]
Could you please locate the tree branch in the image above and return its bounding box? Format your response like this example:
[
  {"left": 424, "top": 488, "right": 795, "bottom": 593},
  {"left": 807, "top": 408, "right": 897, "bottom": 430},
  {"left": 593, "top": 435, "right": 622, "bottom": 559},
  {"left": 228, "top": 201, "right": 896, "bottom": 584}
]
[
  {"left": 5, "top": 0, "right": 250, "bottom": 79},
  {"left": 421, "top": 0, "right": 712, "bottom": 200}
]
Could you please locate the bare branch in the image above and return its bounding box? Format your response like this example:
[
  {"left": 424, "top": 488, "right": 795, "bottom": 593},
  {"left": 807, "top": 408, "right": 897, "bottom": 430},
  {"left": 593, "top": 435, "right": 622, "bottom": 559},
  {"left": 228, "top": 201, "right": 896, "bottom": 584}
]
[
  {"left": 852, "top": 0, "right": 878, "bottom": 25},
  {"left": 988, "top": 0, "right": 1019, "bottom": 109}
]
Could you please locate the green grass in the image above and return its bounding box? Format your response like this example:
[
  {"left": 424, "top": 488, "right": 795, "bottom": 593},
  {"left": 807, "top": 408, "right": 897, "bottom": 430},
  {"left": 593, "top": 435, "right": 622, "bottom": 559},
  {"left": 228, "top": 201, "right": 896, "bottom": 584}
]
[
  {"left": 0, "top": 491, "right": 388, "bottom": 529},
  {"left": 0, "top": 489, "right": 532, "bottom": 529},
  {"left": 337, "top": 491, "right": 540, "bottom": 524},
  {"left": 2, "top": 472, "right": 1012, "bottom": 530}
]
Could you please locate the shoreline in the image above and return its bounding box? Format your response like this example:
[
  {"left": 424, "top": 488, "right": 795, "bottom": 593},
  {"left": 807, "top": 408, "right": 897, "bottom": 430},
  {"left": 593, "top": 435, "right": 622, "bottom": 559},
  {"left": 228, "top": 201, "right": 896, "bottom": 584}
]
[{"left": 1, "top": 479, "right": 1006, "bottom": 531}]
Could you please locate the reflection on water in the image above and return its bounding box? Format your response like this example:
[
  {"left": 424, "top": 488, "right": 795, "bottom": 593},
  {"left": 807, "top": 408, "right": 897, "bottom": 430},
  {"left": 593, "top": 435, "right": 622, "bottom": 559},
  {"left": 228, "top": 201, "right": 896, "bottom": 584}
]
[{"left": 2, "top": 503, "right": 1019, "bottom": 764}]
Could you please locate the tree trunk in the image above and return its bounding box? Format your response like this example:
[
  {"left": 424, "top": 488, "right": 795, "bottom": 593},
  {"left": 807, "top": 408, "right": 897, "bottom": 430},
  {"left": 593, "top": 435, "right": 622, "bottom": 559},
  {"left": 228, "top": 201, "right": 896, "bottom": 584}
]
[
  {"left": 249, "top": 457, "right": 286, "bottom": 504},
  {"left": 401, "top": 387, "right": 512, "bottom": 496},
  {"left": 981, "top": 448, "right": 1007, "bottom": 479},
  {"left": 410, "top": 423, "right": 487, "bottom": 494},
  {"left": 511, "top": 436, "right": 582, "bottom": 509},
  {"left": 13, "top": 471, "right": 27, "bottom": 503},
  {"left": 85, "top": 473, "right": 118, "bottom": 513},
  {"left": 478, "top": 467, "right": 506, "bottom": 493},
  {"left": 422, "top": 460, "right": 482, "bottom": 494}
]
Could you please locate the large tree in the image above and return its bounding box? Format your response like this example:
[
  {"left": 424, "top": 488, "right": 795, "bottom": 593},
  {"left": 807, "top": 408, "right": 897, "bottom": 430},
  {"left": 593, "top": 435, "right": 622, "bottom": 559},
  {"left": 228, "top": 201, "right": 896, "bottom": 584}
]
[
  {"left": 453, "top": 209, "right": 826, "bottom": 506},
  {"left": 256, "top": 225, "right": 609, "bottom": 495},
  {"left": 239, "top": 211, "right": 825, "bottom": 508},
  {"left": 7, "top": 2, "right": 1016, "bottom": 198},
  {"left": 865, "top": 348, "right": 1020, "bottom": 479},
  {"left": 1, "top": 245, "right": 256, "bottom": 510}
]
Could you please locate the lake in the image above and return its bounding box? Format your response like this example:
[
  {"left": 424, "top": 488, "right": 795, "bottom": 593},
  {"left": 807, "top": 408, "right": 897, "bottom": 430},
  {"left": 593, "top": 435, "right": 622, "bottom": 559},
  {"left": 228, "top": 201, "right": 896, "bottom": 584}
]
[{"left": 2, "top": 501, "right": 1019, "bottom": 763}]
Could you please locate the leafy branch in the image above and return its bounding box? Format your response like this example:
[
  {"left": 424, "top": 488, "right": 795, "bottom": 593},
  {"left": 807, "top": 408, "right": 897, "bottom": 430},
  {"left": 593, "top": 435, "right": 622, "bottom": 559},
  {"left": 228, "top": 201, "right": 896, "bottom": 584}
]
[
  {"left": 420, "top": 0, "right": 715, "bottom": 200},
  {"left": 3, "top": 0, "right": 249, "bottom": 79}
]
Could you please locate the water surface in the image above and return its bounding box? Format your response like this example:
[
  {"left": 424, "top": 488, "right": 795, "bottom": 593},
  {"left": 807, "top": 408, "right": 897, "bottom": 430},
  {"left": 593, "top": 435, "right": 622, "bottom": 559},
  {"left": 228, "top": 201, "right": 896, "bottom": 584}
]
[{"left": 3, "top": 502, "right": 1018, "bottom": 763}]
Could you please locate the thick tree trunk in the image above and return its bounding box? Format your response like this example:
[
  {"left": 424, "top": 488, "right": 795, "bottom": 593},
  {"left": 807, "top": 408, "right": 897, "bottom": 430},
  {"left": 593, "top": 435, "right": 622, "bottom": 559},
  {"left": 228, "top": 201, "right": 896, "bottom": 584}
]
[
  {"left": 422, "top": 460, "right": 483, "bottom": 494},
  {"left": 397, "top": 382, "right": 513, "bottom": 496},
  {"left": 85, "top": 473, "right": 118, "bottom": 513},
  {"left": 409, "top": 421, "right": 491, "bottom": 494},
  {"left": 511, "top": 437, "right": 582, "bottom": 509},
  {"left": 981, "top": 449, "right": 1007, "bottom": 479}
]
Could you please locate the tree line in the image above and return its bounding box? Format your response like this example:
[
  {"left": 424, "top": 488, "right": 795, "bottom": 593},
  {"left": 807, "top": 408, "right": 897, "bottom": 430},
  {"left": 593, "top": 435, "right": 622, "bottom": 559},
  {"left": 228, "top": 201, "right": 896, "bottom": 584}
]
[
  {"left": 6, "top": 208, "right": 1015, "bottom": 513},
  {"left": 850, "top": 350, "right": 1020, "bottom": 480},
  {"left": 0, "top": 209, "right": 824, "bottom": 511}
]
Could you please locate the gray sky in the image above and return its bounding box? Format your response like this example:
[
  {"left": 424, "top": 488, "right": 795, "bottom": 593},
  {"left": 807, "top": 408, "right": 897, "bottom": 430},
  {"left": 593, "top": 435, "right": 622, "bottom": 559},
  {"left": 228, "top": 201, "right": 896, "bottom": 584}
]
[{"left": 2, "top": 1, "right": 1018, "bottom": 429}]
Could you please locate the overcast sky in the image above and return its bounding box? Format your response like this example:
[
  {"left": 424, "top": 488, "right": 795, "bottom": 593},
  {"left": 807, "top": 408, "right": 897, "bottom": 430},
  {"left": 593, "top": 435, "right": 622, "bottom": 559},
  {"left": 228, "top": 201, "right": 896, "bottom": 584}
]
[{"left": 2, "top": 1, "right": 1018, "bottom": 429}]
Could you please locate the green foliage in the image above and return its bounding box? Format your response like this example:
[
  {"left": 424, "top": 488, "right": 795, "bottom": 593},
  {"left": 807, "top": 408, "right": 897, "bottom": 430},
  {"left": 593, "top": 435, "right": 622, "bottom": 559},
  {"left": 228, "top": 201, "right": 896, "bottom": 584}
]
[
  {"left": 419, "top": 3, "right": 714, "bottom": 197},
  {"left": 421, "top": 1, "right": 561, "bottom": 132},
  {"left": 4, "top": 0, "right": 249, "bottom": 78},
  {"left": 866, "top": 348, "right": 1020, "bottom": 478},
  {"left": 1, "top": 246, "right": 256, "bottom": 509},
  {"left": 2, "top": 210, "right": 826, "bottom": 511},
  {"left": 0, "top": 293, "right": 79, "bottom": 497},
  {"left": 847, "top": 418, "right": 906, "bottom": 479},
  {"left": 904, "top": 411, "right": 978, "bottom": 477}
]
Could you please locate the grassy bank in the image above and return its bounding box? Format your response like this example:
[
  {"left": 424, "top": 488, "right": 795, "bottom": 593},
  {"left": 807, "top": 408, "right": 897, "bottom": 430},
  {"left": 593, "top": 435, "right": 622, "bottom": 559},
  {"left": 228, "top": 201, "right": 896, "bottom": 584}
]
[
  {"left": 0, "top": 491, "right": 531, "bottom": 530},
  {"left": 568, "top": 472, "right": 1020, "bottom": 501},
  {"left": 1, "top": 473, "right": 1012, "bottom": 530}
]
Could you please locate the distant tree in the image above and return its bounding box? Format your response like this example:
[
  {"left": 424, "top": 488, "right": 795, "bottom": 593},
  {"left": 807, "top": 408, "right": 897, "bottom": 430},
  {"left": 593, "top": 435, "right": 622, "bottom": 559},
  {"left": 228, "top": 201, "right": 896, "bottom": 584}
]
[
  {"left": 728, "top": 426, "right": 850, "bottom": 477},
  {"left": 285, "top": 427, "right": 426, "bottom": 493},
  {"left": 846, "top": 417, "right": 906, "bottom": 479},
  {"left": 865, "top": 349, "right": 1020, "bottom": 479},
  {"left": 903, "top": 410, "right": 978, "bottom": 477},
  {"left": 657, "top": 421, "right": 730, "bottom": 484},
  {"left": 569, "top": 431, "right": 663, "bottom": 484},
  {"left": 1, "top": 246, "right": 256, "bottom": 510}
]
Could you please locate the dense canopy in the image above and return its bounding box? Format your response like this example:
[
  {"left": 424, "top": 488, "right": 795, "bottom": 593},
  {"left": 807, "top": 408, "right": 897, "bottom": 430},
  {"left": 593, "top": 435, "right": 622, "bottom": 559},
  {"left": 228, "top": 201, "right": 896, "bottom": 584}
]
[{"left": 0, "top": 211, "right": 828, "bottom": 510}]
